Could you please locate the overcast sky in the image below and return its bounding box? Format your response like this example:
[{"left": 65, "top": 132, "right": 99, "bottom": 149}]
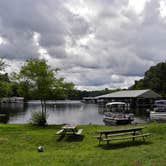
[{"left": 0, "top": 0, "right": 166, "bottom": 90}]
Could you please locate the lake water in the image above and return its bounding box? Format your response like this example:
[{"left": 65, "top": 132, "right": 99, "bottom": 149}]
[{"left": 0, "top": 100, "right": 148, "bottom": 125}]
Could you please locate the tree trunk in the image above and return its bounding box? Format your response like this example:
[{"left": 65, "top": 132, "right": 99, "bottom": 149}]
[
  {"left": 40, "top": 99, "right": 47, "bottom": 125},
  {"left": 44, "top": 100, "right": 46, "bottom": 118}
]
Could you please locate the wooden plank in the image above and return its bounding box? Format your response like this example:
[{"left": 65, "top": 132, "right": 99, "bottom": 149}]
[
  {"left": 107, "top": 132, "right": 133, "bottom": 137},
  {"left": 103, "top": 133, "right": 152, "bottom": 141},
  {"left": 111, "top": 133, "right": 152, "bottom": 141},
  {"left": 62, "top": 124, "right": 77, "bottom": 130},
  {"left": 56, "top": 129, "right": 64, "bottom": 135},
  {"left": 75, "top": 129, "right": 83, "bottom": 135},
  {"left": 97, "top": 127, "right": 144, "bottom": 135}
]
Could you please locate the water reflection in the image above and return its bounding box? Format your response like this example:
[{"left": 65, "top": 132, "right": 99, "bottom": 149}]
[
  {"left": 0, "top": 101, "right": 104, "bottom": 125},
  {"left": 0, "top": 103, "right": 25, "bottom": 123},
  {"left": 48, "top": 103, "right": 103, "bottom": 124},
  {"left": 0, "top": 100, "right": 153, "bottom": 125}
]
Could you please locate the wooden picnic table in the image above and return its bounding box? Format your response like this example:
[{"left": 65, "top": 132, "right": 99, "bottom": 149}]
[
  {"left": 96, "top": 126, "right": 152, "bottom": 145},
  {"left": 62, "top": 124, "right": 78, "bottom": 134},
  {"left": 56, "top": 124, "right": 83, "bottom": 136}
]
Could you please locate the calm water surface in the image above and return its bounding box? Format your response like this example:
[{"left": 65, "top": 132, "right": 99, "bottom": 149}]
[
  {"left": 0, "top": 100, "right": 104, "bottom": 124},
  {"left": 0, "top": 100, "right": 147, "bottom": 125}
]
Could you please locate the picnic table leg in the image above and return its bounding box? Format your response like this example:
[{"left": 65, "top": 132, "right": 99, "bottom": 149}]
[
  {"left": 132, "top": 131, "right": 136, "bottom": 141},
  {"left": 99, "top": 133, "right": 102, "bottom": 145},
  {"left": 105, "top": 134, "right": 110, "bottom": 145},
  {"left": 106, "top": 140, "right": 109, "bottom": 145},
  {"left": 63, "top": 130, "right": 66, "bottom": 135},
  {"left": 142, "top": 136, "right": 145, "bottom": 142},
  {"left": 140, "top": 130, "right": 145, "bottom": 142}
]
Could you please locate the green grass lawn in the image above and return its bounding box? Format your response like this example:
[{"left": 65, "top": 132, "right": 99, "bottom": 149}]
[{"left": 0, "top": 122, "right": 165, "bottom": 166}]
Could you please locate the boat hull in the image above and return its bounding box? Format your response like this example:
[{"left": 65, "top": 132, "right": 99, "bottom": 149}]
[
  {"left": 150, "top": 112, "right": 166, "bottom": 121},
  {"left": 103, "top": 117, "right": 133, "bottom": 125}
]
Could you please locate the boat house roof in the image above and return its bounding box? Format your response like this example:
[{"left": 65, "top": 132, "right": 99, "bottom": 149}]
[
  {"left": 106, "top": 102, "right": 126, "bottom": 106},
  {"left": 96, "top": 89, "right": 161, "bottom": 99}
]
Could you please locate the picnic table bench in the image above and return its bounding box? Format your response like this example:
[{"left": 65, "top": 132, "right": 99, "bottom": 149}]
[
  {"left": 56, "top": 124, "right": 83, "bottom": 136},
  {"left": 95, "top": 127, "right": 152, "bottom": 145}
]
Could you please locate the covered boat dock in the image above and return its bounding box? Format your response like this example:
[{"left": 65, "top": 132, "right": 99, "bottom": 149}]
[{"left": 96, "top": 89, "right": 161, "bottom": 111}]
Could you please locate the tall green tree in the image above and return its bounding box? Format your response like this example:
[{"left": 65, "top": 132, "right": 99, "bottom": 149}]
[
  {"left": 0, "top": 59, "right": 11, "bottom": 99},
  {"left": 130, "top": 61, "right": 166, "bottom": 96},
  {"left": 0, "top": 59, "right": 5, "bottom": 71},
  {"left": 15, "top": 58, "right": 74, "bottom": 125},
  {"left": 0, "top": 81, "right": 11, "bottom": 97}
]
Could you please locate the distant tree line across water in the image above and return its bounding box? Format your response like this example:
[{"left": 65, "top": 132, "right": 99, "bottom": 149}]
[
  {"left": 68, "top": 88, "right": 120, "bottom": 100},
  {"left": 0, "top": 58, "right": 166, "bottom": 101}
]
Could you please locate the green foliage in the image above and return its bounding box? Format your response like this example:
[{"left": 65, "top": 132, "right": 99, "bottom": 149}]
[
  {"left": 10, "top": 82, "right": 19, "bottom": 97},
  {"left": 69, "top": 88, "right": 120, "bottom": 100},
  {"left": 30, "top": 111, "right": 47, "bottom": 126},
  {"left": 14, "top": 58, "right": 74, "bottom": 100},
  {"left": 0, "top": 59, "right": 5, "bottom": 71},
  {"left": 0, "top": 73, "right": 10, "bottom": 82},
  {"left": 0, "top": 60, "right": 12, "bottom": 98},
  {"left": 52, "top": 78, "right": 75, "bottom": 99},
  {"left": 0, "top": 58, "right": 75, "bottom": 100},
  {"left": 130, "top": 61, "right": 166, "bottom": 96},
  {"left": 17, "top": 58, "right": 58, "bottom": 100},
  {"left": 0, "top": 81, "right": 11, "bottom": 97},
  {"left": 17, "top": 81, "right": 31, "bottom": 100},
  {"left": 13, "top": 58, "right": 75, "bottom": 125}
]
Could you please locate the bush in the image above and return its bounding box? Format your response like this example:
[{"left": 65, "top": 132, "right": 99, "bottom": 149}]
[{"left": 30, "top": 111, "right": 47, "bottom": 126}]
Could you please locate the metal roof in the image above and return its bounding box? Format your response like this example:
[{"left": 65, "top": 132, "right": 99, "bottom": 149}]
[
  {"left": 106, "top": 102, "right": 126, "bottom": 106},
  {"left": 83, "top": 97, "right": 96, "bottom": 100},
  {"left": 97, "top": 89, "right": 161, "bottom": 99}
]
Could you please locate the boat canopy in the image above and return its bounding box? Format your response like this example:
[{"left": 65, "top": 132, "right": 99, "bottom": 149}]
[
  {"left": 106, "top": 102, "right": 126, "bottom": 106},
  {"left": 105, "top": 102, "right": 129, "bottom": 113},
  {"left": 154, "top": 100, "right": 166, "bottom": 112},
  {"left": 154, "top": 100, "right": 166, "bottom": 105}
]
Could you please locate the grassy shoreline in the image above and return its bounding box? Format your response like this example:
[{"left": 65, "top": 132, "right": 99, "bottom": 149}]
[{"left": 0, "top": 122, "right": 166, "bottom": 166}]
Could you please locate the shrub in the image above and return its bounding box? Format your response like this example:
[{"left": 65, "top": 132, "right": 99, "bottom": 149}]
[{"left": 30, "top": 111, "right": 47, "bottom": 126}]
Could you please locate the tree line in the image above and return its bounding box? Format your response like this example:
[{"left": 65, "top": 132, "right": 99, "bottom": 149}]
[
  {"left": 1, "top": 59, "right": 166, "bottom": 101},
  {"left": 0, "top": 58, "right": 75, "bottom": 101},
  {"left": 130, "top": 61, "right": 166, "bottom": 97},
  {"left": 0, "top": 58, "right": 121, "bottom": 100}
]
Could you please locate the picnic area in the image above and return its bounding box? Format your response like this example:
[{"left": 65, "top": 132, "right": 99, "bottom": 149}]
[
  {"left": 56, "top": 124, "right": 83, "bottom": 136},
  {"left": 95, "top": 126, "right": 152, "bottom": 145},
  {"left": 0, "top": 122, "right": 165, "bottom": 166}
]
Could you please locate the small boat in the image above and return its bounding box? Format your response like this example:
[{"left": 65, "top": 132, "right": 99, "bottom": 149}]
[
  {"left": 103, "top": 102, "right": 134, "bottom": 125},
  {"left": 150, "top": 100, "right": 166, "bottom": 121}
]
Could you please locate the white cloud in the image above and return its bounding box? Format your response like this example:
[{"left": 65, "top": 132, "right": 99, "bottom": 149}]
[
  {"left": 0, "top": 0, "right": 166, "bottom": 90},
  {"left": 0, "top": 36, "right": 8, "bottom": 45},
  {"left": 128, "top": 0, "right": 150, "bottom": 14},
  {"left": 159, "top": 0, "right": 166, "bottom": 18}
]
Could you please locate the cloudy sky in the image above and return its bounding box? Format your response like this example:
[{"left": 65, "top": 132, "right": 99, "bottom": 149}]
[{"left": 0, "top": 0, "right": 166, "bottom": 90}]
